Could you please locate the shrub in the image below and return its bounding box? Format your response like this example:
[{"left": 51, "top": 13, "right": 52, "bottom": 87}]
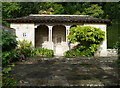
[
  {"left": 64, "top": 44, "right": 99, "bottom": 57},
  {"left": 64, "top": 26, "right": 105, "bottom": 57},
  {"left": 1, "top": 30, "right": 17, "bottom": 52},
  {"left": 2, "top": 51, "right": 20, "bottom": 65},
  {"left": 2, "top": 77, "right": 17, "bottom": 87},
  {"left": 1, "top": 30, "right": 18, "bottom": 86},
  {"left": 32, "top": 48, "right": 54, "bottom": 57},
  {"left": 1, "top": 30, "right": 18, "bottom": 65},
  {"left": 2, "top": 64, "right": 17, "bottom": 87},
  {"left": 67, "top": 26, "right": 105, "bottom": 44},
  {"left": 16, "top": 40, "right": 33, "bottom": 58}
]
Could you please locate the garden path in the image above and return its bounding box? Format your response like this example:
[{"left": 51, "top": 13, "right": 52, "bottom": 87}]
[{"left": 10, "top": 57, "right": 119, "bottom": 87}]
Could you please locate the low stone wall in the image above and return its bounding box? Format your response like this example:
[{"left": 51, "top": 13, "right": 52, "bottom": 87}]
[{"left": 107, "top": 49, "right": 118, "bottom": 56}]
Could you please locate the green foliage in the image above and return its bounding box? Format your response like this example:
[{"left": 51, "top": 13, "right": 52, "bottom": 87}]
[
  {"left": 68, "top": 26, "right": 105, "bottom": 44},
  {"left": 39, "top": 2, "right": 64, "bottom": 14},
  {"left": 32, "top": 48, "right": 54, "bottom": 57},
  {"left": 65, "top": 26, "right": 105, "bottom": 57},
  {"left": 3, "top": 64, "right": 15, "bottom": 74},
  {"left": 1, "top": 30, "right": 17, "bottom": 52},
  {"left": 62, "top": 3, "right": 104, "bottom": 18},
  {"left": 2, "top": 2, "right": 20, "bottom": 19},
  {"left": 17, "top": 40, "right": 33, "bottom": 57},
  {"left": 103, "top": 2, "right": 120, "bottom": 20},
  {"left": 2, "top": 76, "right": 17, "bottom": 87},
  {"left": 82, "top": 4, "right": 104, "bottom": 18},
  {"left": 2, "top": 2, "right": 119, "bottom": 20},
  {"left": 107, "top": 21, "right": 120, "bottom": 48},
  {"left": 2, "top": 51, "right": 19, "bottom": 65},
  {"left": 64, "top": 44, "right": 99, "bottom": 57},
  {"left": 1, "top": 30, "right": 18, "bottom": 65},
  {"left": 63, "top": 2, "right": 88, "bottom": 15},
  {"left": 2, "top": 40, "right": 34, "bottom": 65},
  {"left": 113, "top": 41, "right": 120, "bottom": 49},
  {"left": 2, "top": 64, "right": 17, "bottom": 87}
]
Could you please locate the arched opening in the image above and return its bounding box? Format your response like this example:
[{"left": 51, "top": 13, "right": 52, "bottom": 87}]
[
  {"left": 52, "top": 25, "right": 66, "bottom": 55},
  {"left": 52, "top": 25, "right": 66, "bottom": 43},
  {"left": 70, "top": 25, "right": 77, "bottom": 28},
  {"left": 35, "top": 25, "right": 48, "bottom": 48}
]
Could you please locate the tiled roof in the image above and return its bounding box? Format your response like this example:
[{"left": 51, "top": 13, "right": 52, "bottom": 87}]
[{"left": 4, "top": 15, "right": 111, "bottom": 24}]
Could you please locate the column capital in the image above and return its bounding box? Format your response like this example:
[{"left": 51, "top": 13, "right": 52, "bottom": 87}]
[
  {"left": 47, "top": 25, "right": 53, "bottom": 30},
  {"left": 34, "top": 26, "right": 37, "bottom": 28},
  {"left": 65, "top": 25, "right": 71, "bottom": 30},
  {"left": 66, "top": 25, "right": 71, "bottom": 43},
  {"left": 34, "top": 24, "right": 39, "bottom": 28}
]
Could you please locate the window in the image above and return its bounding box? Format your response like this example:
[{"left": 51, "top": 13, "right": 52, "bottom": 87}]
[{"left": 23, "top": 33, "right": 26, "bottom": 37}]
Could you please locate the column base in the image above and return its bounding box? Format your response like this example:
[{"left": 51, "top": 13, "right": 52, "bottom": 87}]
[
  {"left": 47, "top": 42, "right": 54, "bottom": 50},
  {"left": 94, "top": 50, "right": 107, "bottom": 56}
]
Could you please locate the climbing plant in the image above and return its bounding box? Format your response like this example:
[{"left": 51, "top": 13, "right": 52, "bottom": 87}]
[{"left": 64, "top": 26, "right": 105, "bottom": 57}]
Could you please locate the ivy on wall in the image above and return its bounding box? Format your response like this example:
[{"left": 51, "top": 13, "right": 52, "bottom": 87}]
[{"left": 64, "top": 26, "right": 105, "bottom": 57}]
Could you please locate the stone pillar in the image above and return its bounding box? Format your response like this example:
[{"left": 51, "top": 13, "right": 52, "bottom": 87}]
[
  {"left": 48, "top": 25, "right": 53, "bottom": 50},
  {"left": 65, "top": 25, "right": 71, "bottom": 43},
  {"left": 65, "top": 25, "right": 71, "bottom": 50},
  {"left": 48, "top": 26, "right": 53, "bottom": 42}
]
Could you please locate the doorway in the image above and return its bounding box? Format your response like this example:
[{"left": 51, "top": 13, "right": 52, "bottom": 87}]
[{"left": 52, "top": 25, "right": 66, "bottom": 56}]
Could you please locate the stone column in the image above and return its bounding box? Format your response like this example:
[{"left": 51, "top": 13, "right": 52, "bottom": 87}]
[
  {"left": 48, "top": 25, "right": 53, "bottom": 42},
  {"left": 48, "top": 25, "right": 53, "bottom": 50},
  {"left": 65, "top": 25, "right": 71, "bottom": 43},
  {"left": 34, "top": 24, "right": 39, "bottom": 47},
  {"left": 65, "top": 25, "right": 71, "bottom": 50}
]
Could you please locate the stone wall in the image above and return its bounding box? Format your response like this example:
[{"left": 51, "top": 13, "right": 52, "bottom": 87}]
[{"left": 10, "top": 23, "right": 35, "bottom": 46}]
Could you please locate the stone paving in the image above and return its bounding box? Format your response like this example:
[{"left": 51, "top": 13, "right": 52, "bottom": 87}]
[{"left": 10, "top": 56, "right": 119, "bottom": 87}]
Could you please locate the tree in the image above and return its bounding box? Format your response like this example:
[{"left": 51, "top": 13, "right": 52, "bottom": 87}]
[
  {"left": 62, "top": 2, "right": 90, "bottom": 15},
  {"left": 82, "top": 4, "right": 104, "bottom": 18},
  {"left": 18, "top": 2, "right": 40, "bottom": 16},
  {"left": 2, "top": 2, "right": 21, "bottom": 26},
  {"left": 39, "top": 2, "right": 64, "bottom": 14},
  {"left": 103, "top": 2, "right": 120, "bottom": 20},
  {"left": 2, "top": 2, "right": 21, "bottom": 19},
  {"left": 61, "top": 3, "right": 104, "bottom": 18}
]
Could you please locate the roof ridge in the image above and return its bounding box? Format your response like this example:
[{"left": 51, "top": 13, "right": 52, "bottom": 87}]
[{"left": 29, "top": 14, "right": 89, "bottom": 17}]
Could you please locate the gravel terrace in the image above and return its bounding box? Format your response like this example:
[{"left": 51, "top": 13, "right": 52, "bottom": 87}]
[{"left": 10, "top": 56, "right": 119, "bottom": 87}]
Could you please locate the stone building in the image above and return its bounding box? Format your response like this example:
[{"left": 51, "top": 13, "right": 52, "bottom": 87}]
[{"left": 5, "top": 14, "right": 111, "bottom": 56}]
